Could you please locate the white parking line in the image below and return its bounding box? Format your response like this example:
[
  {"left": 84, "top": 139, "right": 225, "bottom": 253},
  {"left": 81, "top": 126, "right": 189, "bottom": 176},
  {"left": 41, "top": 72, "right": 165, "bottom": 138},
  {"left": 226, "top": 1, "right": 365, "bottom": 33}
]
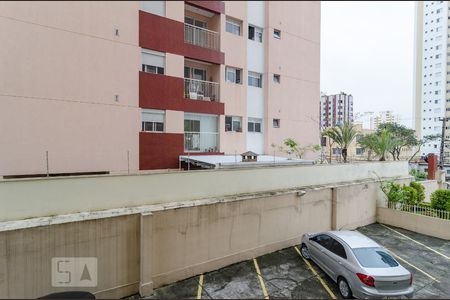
[
  {"left": 385, "top": 248, "right": 440, "bottom": 283},
  {"left": 380, "top": 224, "right": 450, "bottom": 260}
]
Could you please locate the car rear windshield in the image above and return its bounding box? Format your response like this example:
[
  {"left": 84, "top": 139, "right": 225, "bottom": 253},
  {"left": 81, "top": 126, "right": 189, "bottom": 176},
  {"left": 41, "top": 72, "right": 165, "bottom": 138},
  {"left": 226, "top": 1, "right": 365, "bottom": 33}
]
[{"left": 352, "top": 247, "right": 399, "bottom": 268}]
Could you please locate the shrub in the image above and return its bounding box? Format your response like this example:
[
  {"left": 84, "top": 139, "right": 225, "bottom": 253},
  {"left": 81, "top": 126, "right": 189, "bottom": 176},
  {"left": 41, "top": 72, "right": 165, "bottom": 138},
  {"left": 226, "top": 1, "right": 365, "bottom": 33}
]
[
  {"left": 382, "top": 182, "right": 404, "bottom": 203},
  {"left": 410, "top": 181, "right": 425, "bottom": 203},
  {"left": 409, "top": 169, "right": 427, "bottom": 181},
  {"left": 402, "top": 186, "right": 418, "bottom": 205},
  {"left": 430, "top": 189, "right": 450, "bottom": 211}
]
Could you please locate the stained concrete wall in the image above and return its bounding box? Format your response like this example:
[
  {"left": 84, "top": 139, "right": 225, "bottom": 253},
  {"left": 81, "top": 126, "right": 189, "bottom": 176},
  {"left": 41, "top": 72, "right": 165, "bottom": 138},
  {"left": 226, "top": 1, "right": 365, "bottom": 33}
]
[
  {"left": 421, "top": 179, "right": 439, "bottom": 203},
  {"left": 0, "top": 161, "right": 409, "bottom": 222},
  {"left": 0, "top": 214, "right": 140, "bottom": 299},
  {"left": 377, "top": 207, "right": 450, "bottom": 240},
  {"left": 0, "top": 174, "right": 409, "bottom": 298}
]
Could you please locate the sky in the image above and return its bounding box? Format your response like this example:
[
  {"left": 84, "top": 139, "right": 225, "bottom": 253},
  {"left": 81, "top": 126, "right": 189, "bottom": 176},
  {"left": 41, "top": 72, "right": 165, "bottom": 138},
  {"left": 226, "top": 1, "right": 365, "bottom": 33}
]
[{"left": 320, "top": 1, "right": 415, "bottom": 128}]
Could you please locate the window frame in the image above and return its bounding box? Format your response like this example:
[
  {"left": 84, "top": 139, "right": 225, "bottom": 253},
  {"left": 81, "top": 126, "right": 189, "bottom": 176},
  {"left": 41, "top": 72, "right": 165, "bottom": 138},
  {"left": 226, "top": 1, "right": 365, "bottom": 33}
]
[
  {"left": 225, "top": 116, "right": 242, "bottom": 132},
  {"left": 142, "top": 109, "right": 165, "bottom": 132},
  {"left": 248, "top": 71, "right": 262, "bottom": 88},
  {"left": 248, "top": 25, "right": 263, "bottom": 42},
  {"left": 273, "top": 28, "right": 281, "bottom": 39},
  {"left": 248, "top": 118, "right": 262, "bottom": 133},
  {"left": 226, "top": 17, "right": 242, "bottom": 36},
  {"left": 273, "top": 118, "right": 280, "bottom": 128},
  {"left": 226, "top": 66, "right": 242, "bottom": 84},
  {"left": 273, "top": 74, "right": 281, "bottom": 84},
  {"left": 141, "top": 49, "right": 165, "bottom": 75}
]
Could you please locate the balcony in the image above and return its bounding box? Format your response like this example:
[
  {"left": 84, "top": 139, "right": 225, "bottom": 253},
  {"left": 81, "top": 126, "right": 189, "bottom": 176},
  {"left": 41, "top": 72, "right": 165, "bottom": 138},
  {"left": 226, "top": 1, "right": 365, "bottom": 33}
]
[
  {"left": 184, "top": 132, "right": 219, "bottom": 152},
  {"left": 184, "top": 78, "right": 220, "bottom": 102},
  {"left": 184, "top": 23, "right": 220, "bottom": 51}
]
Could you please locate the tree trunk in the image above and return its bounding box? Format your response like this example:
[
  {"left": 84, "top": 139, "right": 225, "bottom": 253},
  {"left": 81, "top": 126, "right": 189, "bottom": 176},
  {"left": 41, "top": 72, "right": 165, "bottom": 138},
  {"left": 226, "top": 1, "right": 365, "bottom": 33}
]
[
  {"left": 380, "top": 153, "right": 386, "bottom": 161},
  {"left": 342, "top": 148, "right": 348, "bottom": 163}
]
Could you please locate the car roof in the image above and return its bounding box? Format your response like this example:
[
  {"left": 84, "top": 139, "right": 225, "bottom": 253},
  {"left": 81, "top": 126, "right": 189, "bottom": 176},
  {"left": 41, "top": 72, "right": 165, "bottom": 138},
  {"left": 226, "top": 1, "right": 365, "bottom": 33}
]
[{"left": 326, "top": 230, "right": 380, "bottom": 249}]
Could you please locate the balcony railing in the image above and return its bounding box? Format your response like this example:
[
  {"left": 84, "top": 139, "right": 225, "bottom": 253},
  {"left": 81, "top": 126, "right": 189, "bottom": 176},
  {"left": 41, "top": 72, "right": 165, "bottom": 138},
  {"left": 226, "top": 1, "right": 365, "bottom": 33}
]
[
  {"left": 184, "top": 132, "right": 219, "bottom": 152},
  {"left": 184, "top": 23, "right": 220, "bottom": 51},
  {"left": 184, "top": 78, "right": 220, "bottom": 102}
]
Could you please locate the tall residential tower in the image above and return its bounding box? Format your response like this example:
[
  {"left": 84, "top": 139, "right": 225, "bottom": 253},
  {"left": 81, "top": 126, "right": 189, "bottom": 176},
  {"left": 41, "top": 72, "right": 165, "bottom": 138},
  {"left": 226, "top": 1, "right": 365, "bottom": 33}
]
[{"left": 414, "top": 1, "right": 448, "bottom": 159}]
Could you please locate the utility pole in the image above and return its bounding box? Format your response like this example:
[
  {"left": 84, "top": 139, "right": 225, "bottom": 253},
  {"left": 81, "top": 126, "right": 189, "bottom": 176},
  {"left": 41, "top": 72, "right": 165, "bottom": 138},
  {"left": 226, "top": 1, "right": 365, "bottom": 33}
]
[{"left": 439, "top": 117, "right": 446, "bottom": 170}]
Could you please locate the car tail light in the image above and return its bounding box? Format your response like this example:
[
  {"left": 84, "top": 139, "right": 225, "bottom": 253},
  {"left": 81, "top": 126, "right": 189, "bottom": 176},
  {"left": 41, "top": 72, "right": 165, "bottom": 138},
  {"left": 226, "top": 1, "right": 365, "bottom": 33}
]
[
  {"left": 356, "top": 273, "right": 375, "bottom": 287},
  {"left": 410, "top": 273, "right": 413, "bottom": 286}
]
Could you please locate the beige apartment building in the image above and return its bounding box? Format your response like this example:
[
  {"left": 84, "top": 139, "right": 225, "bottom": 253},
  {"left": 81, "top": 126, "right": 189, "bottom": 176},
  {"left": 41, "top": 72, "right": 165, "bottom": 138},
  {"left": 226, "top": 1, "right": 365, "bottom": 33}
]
[{"left": 0, "top": 1, "right": 320, "bottom": 176}]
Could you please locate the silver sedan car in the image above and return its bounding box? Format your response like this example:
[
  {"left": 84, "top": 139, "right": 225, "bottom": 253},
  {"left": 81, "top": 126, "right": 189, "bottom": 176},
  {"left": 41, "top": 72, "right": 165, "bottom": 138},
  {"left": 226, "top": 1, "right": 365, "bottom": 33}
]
[{"left": 300, "top": 230, "right": 413, "bottom": 299}]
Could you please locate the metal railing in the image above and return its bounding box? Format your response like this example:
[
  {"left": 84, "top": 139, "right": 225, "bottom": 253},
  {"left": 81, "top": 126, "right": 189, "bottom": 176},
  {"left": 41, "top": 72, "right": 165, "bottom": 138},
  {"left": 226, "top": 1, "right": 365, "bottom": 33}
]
[
  {"left": 387, "top": 201, "right": 450, "bottom": 220},
  {"left": 184, "top": 78, "right": 220, "bottom": 102},
  {"left": 184, "top": 23, "right": 220, "bottom": 50},
  {"left": 184, "top": 132, "right": 219, "bottom": 152}
]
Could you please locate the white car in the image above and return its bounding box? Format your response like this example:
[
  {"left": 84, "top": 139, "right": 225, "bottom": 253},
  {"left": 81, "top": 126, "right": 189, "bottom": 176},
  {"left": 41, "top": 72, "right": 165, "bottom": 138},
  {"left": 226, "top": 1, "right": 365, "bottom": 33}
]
[{"left": 300, "top": 230, "right": 414, "bottom": 299}]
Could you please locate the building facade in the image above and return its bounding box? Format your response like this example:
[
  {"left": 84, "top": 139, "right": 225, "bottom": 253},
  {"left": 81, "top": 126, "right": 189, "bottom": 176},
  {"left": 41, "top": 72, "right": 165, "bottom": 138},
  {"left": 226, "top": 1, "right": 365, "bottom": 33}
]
[
  {"left": 0, "top": 1, "right": 320, "bottom": 175},
  {"left": 354, "top": 110, "right": 401, "bottom": 130},
  {"left": 320, "top": 92, "right": 354, "bottom": 129},
  {"left": 414, "top": 1, "right": 448, "bottom": 159}
]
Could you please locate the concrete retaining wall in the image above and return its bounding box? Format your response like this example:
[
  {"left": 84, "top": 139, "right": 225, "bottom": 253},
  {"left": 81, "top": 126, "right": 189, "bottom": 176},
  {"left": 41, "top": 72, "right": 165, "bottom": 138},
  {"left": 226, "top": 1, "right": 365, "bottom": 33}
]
[
  {"left": 377, "top": 207, "right": 450, "bottom": 240},
  {"left": 0, "top": 176, "right": 408, "bottom": 298},
  {"left": 0, "top": 161, "right": 408, "bottom": 221}
]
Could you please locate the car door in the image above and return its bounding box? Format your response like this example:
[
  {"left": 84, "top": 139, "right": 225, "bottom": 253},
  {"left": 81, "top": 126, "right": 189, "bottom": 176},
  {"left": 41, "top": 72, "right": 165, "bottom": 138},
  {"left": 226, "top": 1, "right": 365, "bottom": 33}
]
[
  {"left": 323, "top": 238, "right": 348, "bottom": 282},
  {"left": 308, "top": 234, "right": 334, "bottom": 276}
]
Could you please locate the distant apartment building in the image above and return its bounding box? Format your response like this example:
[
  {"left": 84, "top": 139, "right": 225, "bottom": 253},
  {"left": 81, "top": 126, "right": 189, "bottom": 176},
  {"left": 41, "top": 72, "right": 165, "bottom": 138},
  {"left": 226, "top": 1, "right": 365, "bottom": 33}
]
[
  {"left": 320, "top": 92, "right": 354, "bottom": 129},
  {"left": 354, "top": 110, "right": 400, "bottom": 130},
  {"left": 414, "top": 1, "right": 449, "bottom": 158},
  {"left": 0, "top": 1, "right": 320, "bottom": 176}
]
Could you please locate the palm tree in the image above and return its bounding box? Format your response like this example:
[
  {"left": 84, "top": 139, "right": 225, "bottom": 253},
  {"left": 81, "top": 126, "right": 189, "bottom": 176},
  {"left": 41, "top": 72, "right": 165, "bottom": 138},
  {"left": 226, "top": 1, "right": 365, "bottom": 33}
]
[
  {"left": 322, "top": 122, "right": 358, "bottom": 163},
  {"left": 358, "top": 130, "right": 401, "bottom": 161}
]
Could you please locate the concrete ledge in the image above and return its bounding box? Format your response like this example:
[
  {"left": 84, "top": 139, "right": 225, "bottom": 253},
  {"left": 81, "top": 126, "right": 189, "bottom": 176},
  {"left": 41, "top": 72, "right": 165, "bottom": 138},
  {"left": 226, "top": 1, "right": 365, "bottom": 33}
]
[
  {"left": 0, "top": 161, "right": 409, "bottom": 221},
  {"left": 377, "top": 207, "right": 450, "bottom": 240}
]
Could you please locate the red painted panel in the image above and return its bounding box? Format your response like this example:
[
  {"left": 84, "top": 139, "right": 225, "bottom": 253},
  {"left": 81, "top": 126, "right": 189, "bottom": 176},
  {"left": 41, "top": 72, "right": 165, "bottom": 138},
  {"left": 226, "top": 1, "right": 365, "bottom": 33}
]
[
  {"left": 185, "top": 1, "right": 225, "bottom": 14},
  {"left": 183, "top": 98, "right": 224, "bottom": 115},
  {"left": 139, "top": 72, "right": 184, "bottom": 110},
  {"left": 139, "top": 11, "right": 224, "bottom": 65},
  {"left": 139, "top": 72, "right": 224, "bottom": 114},
  {"left": 139, "top": 132, "right": 184, "bottom": 170}
]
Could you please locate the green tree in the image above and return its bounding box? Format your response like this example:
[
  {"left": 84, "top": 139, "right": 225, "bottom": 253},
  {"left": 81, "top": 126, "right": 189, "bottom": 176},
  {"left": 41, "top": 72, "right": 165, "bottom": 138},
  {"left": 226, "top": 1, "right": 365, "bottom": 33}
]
[
  {"left": 273, "top": 139, "right": 320, "bottom": 159},
  {"left": 358, "top": 129, "right": 401, "bottom": 161},
  {"left": 430, "top": 189, "right": 450, "bottom": 211},
  {"left": 322, "top": 122, "right": 358, "bottom": 163},
  {"left": 377, "top": 122, "right": 419, "bottom": 160},
  {"left": 409, "top": 181, "right": 425, "bottom": 203},
  {"left": 358, "top": 133, "right": 378, "bottom": 161}
]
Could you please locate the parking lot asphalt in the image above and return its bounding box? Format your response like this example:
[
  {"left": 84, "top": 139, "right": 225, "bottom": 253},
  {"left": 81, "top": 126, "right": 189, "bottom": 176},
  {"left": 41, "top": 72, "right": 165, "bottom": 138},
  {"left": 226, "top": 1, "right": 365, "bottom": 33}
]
[{"left": 141, "top": 223, "right": 450, "bottom": 299}]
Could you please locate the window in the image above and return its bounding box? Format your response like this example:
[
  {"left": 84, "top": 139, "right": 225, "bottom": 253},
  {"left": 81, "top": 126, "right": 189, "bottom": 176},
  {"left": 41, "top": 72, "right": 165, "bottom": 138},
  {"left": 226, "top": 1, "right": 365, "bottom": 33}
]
[
  {"left": 356, "top": 148, "right": 364, "bottom": 155},
  {"left": 140, "top": 1, "right": 165, "bottom": 16},
  {"left": 226, "top": 67, "right": 242, "bottom": 84},
  {"left": 142, "top": 109, "right": 164, "bottom": 132},
  {"left": 312, "top": 234, "right": 332, "bottom": 249},
  {"left": 184, "top": 119, "right": 200, "bottom": 132},
  {"left": 273, "top": 118, "right": 280, "bottom": 128},
  {"left": 225, "top": 116, "right": 242, "bottom": 132},
  {"left": 352, "top": 247, "right": 398, "bottom": 268},
  {"left": 248, "top": 71, "right": 262, "bottom": 88},
  {"left": 273, "top": 29, "right": 281, "bottom": 39},
  {"left": 184, "top": 16, "right": 207, "bottom": 28},
  {"left": 273, "top": 74, "right": 281, "bottom": 84},
  {"left": 184, "top": 66, "right": 206, "bottom": 81},
  {"left": 141, "top": 49, "right": 165, "bottom": 74},
  {"left": 248, "top": 25, "right": 263, "bottom": 42},
  {"left": 332, "top": 148, "right": 341, "bottom": 155},
  {"left": 226, "top": 17, "right": 241, "bottom": 35},
  {"left": 329, "top": 239, "right": 347, "bottom": 259},
  {"left": 248, "top": 118, "right": 262, "bottom": 133}
]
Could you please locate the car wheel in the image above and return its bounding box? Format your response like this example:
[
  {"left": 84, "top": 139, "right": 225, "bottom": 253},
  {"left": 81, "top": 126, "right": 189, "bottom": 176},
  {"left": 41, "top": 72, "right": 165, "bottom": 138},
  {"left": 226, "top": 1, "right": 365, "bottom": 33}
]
[
  {"left": 300, "top": 243, "right": 311, "bottom": 259},
  {"left": 338, "top": 277, "right": 352, "bottom": 299}
]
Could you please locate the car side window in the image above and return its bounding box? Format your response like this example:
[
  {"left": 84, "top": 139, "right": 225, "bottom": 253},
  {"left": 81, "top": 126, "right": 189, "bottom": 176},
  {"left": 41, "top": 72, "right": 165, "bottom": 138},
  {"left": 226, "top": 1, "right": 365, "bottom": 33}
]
[
  {"left": 314, "top": 234, "right": 332, "bottom": 249},
  {"left": 329, "top": 239, "right": 347, "bottom": 259}
]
